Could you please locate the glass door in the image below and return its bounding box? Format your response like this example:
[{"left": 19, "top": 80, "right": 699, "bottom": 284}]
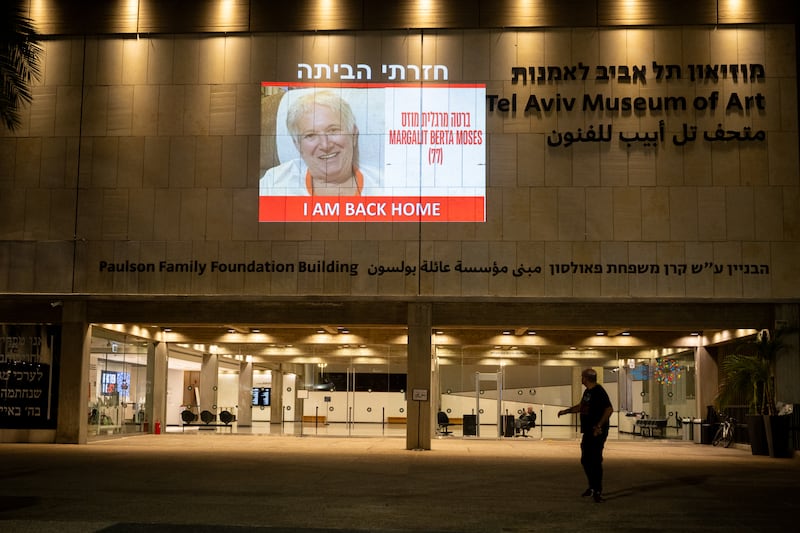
[
  {"left": 300, "top": 344, "right": 407, "bottom": 437},
  {"left": 436, "top": 340, "right": 507, "bottom": 439},
  {"left": 88, "top": 328, "right": 149, "bottom": 439}
]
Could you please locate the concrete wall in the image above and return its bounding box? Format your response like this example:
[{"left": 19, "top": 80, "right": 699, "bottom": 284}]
[{"left": 2, "top": 27, "right": 798, "bottom": 300}]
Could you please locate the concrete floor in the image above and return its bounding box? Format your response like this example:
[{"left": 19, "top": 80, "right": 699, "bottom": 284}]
[{"left": 1, "top": 433, "right": 798, "bottom": 532}]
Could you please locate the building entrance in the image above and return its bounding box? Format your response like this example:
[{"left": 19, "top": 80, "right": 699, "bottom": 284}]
[{"left": 73, "top": 304, "right": 773, "bottom": 446}]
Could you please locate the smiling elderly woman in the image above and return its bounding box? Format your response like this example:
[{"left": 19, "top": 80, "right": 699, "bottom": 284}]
[{"left": 260, "top": 89, "right": 382, "bottom": 196}]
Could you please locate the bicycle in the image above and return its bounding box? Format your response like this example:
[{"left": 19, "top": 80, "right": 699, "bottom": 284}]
[{"left": 712, "top": 415, "right": 736, "bottom": 447}]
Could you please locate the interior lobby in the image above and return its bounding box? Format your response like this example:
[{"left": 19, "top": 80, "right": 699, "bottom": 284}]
[{"left": 75, "top": 299, "right": 779, "bottom": 445}]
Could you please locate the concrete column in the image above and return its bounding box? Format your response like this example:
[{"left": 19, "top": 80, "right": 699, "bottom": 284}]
[
  {"left": 294, "top": 365, "right": 305, "bottom": 422},
  {"left": 146, "top": 341, "right": 168, "bottom": 433},
  {"left": 406, "top": 303, "right": 432, "bottom": 450},
  {"left": 199, "top": 353, "right": 219, "bottom": 417},
  {"left": 560, "top": 367, "right": 584, "bottom": 432},
  {"left": 647, "top": 360, "right": 665, "bottom": 418},
  {"left": 695, "top": 344, "right": 718, "bottom": 418},
  {"left": 618, "top": 366, "right": 631, "bottom": 412},
  {"left": 270, "top": 369, "right": 283, "bottom": 424},
  {"left": 238, "top": 360, "right": 254, "bottom": 426},
  {"left": 570, "top": 366, "right": 584, "bottom": 406},
  {"left": 775, "top": 303, "right": 800, "bottom": 404},
  {"left": 56, "top": 301, "right": 90, "bottom": 444},
  {"left": 281, "top": 366, "right": 298, "bottom": 422},
  {"left": 304, "top": 363, "right": 316, "bottom": 388}
]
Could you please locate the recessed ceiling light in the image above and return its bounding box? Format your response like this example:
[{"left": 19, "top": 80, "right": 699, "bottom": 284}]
[
  {"left": 596, "top": 331, "right": 606, "bottom": 336},
  {"left": 621, "top": 331, "right": 631, "bottom": 336},
  {"left": 502, "top": 330, "right": 512, "bottom": 335},
  {"left": 251, "top": 328, "right": 261, "bottom": 333},
  {"left": 527, "top": 330, "right": 536, "bottom": 335}
]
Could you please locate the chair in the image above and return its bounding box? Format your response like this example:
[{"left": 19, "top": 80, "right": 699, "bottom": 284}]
[
  {"left": 219, "top": 410, "right": 235, "bottom": 425},
  {"left": 516, "top": 412, "right": 536, "bottom": 437},
  {"left": 180, "top": 409, "right": 197, "bottom": 424},
  {"left": 437, "top": 411, "right": 453, "bottom": 436}
]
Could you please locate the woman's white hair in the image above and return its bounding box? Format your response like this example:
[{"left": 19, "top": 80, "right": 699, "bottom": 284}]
[{"left": 286, "top": 90, "right": 357, "bottom": 142}]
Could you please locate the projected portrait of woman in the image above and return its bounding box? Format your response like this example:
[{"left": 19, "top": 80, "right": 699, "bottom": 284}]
[{"left": 259, "top": 89, "right": 383, "bottom": 196}]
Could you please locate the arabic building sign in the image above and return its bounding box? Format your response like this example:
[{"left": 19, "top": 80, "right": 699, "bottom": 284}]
[
  {"left": 0, "top": 326, "right": 59, "bottom": 430},
  {"left": 487, "top": 61, "right": 769, "bottom": 149}
]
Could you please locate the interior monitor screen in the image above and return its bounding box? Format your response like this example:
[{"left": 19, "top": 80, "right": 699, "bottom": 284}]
[
  {"left": 252, "top": 387, "right": 271, "bottom": 406},
  {"left": 101, "top": 370, "right": 117, "bottom": 395}
]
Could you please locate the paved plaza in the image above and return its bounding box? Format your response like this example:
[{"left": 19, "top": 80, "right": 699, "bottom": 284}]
[{"left": 1, "top": 433, "right": 798, "bottom": 532}]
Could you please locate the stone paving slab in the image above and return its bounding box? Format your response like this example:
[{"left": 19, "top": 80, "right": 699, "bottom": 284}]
[{"left": 1, "top": 435, "right": 798, "bottom": 532}]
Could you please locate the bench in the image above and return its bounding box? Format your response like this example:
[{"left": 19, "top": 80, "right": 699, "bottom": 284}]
[
  {"left": 635, "top": 418, "right": 668, "bottom": 437},
  {"left": 302, "top": 415, "right": 327, "bottom": 424},
  {"left": 387, "top": 417, "right": 407, "bottom": 424},
  {"left": 89, "top": 424, "right": 121, "bottom": 435},
  {"left": 180, "top": 409, "right": 234, "bottom": 431}
]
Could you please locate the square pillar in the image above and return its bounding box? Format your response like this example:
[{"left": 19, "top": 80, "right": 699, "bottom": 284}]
[
  {"left": 406, "top": 303, "right": 432, "bottom": 450},
  {"left": 56, "top": 301, "right": 90, "bottom": 444},
  {"left": 200, "top": 353, "right": 219, "bottom": 417},
  {"left": 695, "top": 344, "right": 718, "bottom": 418},
  {"left": 238, "top": 360, "right": 254, "bottom": 426},
  {"left": 146, "top": 341, "right": 168, "bottom": 433},
  {"left": 775, "top": 304, "right": 800, "bottom": 404},
  {"left": 270, "top": 369, "right": 283, "bottom": 424}
]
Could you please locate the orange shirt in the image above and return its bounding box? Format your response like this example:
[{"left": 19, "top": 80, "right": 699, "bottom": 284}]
[{"left": 305, "top": 167, "right": 364, "bottom": 196}]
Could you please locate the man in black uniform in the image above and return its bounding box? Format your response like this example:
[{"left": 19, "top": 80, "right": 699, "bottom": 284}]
[{"left": 557, "top": 368, "right": 614, "bottom": 503}]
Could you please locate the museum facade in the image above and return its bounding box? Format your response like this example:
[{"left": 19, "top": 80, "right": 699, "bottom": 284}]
[{"left": 1, "top": 1, "right": 798, "bottom": 449}]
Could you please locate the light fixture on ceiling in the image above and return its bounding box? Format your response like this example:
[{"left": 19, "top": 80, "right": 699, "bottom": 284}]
[{"left": 527, "top": 330, "right": 536, "bottom": 335}]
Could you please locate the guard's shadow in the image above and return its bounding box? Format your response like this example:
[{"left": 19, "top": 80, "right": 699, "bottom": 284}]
[{"left": 603, "top": 475, "right": 709, "bottom": 500}]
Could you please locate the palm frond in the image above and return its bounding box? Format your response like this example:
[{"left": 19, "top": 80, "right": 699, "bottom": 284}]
[
  {"left": 0, "top": 1, "right": 42, "bottom": 131},
  {"left": 717, "top": 354, "right": 770, "bottom": 413},
  {"left": 716, "top": 329, "right": 790, "bottom": 415}
]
